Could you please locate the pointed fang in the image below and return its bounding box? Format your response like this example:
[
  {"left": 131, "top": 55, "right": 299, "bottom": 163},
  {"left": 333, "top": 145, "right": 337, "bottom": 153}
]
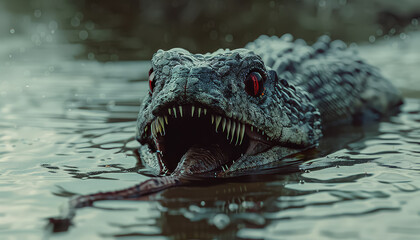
[
  {"left": 230, "top": 121, "right": 236, "bottom": 143},
  {"left": 226, "top": 119, "right": 231, "bottom": 139},
  {"left": 235, "top": 123, "right": 241, "bottom": 145},
  {"left": 215, "top": 116, "right": 221, "bottom": 132},
  {"left": 239, "top": 123, "right": 245, "bottom": 145},
  {"left": 179, "top": 106, "right": 183, "bottom": 117},
  {"left": 191, "top": 106, "right": 195, "bottom": 117},
  {"left": 222, "top": 118, "right": 226, "bottom": 132}
]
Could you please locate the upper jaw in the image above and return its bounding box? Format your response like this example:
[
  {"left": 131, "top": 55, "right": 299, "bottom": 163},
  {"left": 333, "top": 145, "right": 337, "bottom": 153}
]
[{"left": 138, "top": 103, "right": 276, "bottom": 175}]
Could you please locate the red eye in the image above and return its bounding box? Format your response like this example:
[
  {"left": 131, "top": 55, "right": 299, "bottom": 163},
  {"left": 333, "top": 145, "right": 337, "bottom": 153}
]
[
  {"left": 245, "top": 71, "right": 264, "bottom": 97},
  {"left": 149, "top": 68, "right": 155, "bottom": 94}
]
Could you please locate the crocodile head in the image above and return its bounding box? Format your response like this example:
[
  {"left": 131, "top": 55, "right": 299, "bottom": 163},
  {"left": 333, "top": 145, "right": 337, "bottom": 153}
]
[{"left": 136, "top": 48, "right": 322, "bottom": 177}]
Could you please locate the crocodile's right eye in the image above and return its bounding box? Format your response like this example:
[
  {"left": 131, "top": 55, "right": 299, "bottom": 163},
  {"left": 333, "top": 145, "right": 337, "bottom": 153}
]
[
  {"left": 244, "top": 71, "right": 265, "bottom": 97},
  {"left": 149, "top": 68, "right": 155, "bottom": 94}
]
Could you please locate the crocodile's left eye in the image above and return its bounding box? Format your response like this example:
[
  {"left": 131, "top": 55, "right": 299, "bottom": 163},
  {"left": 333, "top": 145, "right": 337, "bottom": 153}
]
[
  {"left": 149, "top": 68, "right": 155, "bottom": 94},
  {"left": 244, "top": 71, "right": 265, "bottom": 97}
]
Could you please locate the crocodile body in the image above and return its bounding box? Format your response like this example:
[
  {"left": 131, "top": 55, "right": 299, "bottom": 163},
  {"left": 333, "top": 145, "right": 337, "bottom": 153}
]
[
  {"left": 50, "top": 34, "right": 402, "bottom": 230},
  {"left": 136, "top": 34, "right": 402, "bottom": 177}
]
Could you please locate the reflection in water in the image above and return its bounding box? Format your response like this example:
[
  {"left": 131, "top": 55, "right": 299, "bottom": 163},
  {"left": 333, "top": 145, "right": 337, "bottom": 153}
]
[{"left": 1, "top": 1, "right": 420, "bottom": 239}]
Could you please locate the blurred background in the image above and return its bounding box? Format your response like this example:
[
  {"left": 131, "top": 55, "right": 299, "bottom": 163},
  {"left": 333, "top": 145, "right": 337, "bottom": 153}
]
[{"left": 1, "top": 0, "right": 420, "bottom": 62}]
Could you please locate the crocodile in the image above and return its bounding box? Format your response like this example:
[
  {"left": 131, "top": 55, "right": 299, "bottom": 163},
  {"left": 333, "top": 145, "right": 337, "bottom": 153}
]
[{"left": 49, "top": 34, "right": 402, "bottom": 231}]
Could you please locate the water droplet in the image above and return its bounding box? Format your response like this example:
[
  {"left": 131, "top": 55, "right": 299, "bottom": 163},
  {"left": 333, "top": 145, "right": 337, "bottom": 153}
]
[
  {"left": 34, "top": 10, "right": 42, "bottom": 18},
  {"left": 376, "top": 29, "right": 383, "bottom": 36},
  {"left": 241, "top": 201, "right": 255, "bottom": 209},
  {"left": 9, "top": 28, "right": 15, "bottom": 34},
  {"left": 225, "top": 34, "right": 233, "bottom": 43},
  {"left": 299, "top": 180, "right": 305, "bottom": 184},
  {"left": 71, "top": 17, "right": 80, "bottom": 27},
  {"left": 200, "top": 201, "right": 206, "bottom": 206},
  {"left": 369, "top": 35, "right": 376, "bottom": 43},
  {"left": 85, "top": 21, "right": 95, "bottom": 30},
  {"left": 412, "top": 18, "right": 419, "bottom": 26},
  {"left": 211, "top": 213, "right": 230, "bottom": 230},
  {"left": 228, "top": 203, "right": 239, "bottom": 211},
  {"left": 400, "top": 32, "right": 407, "bottom": 40},
  {"left": 389, "top": 28, "right": 396, "bottom": 35},
  {"left": 349, "top": 42, "right": 358, "bottom": 48},
  {"left": 79, "top": 30, "right": 88, "bottom": 40}
]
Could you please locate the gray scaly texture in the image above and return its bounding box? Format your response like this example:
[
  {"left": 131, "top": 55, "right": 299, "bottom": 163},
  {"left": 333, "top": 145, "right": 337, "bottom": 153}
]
[{"left": 136, "top": 34, "right": 402, "bottom": 177}]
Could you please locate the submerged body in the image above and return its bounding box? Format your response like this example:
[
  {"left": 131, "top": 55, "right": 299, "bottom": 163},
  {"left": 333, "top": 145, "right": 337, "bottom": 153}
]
[{"left": 51, "top": 34, "right": 402, "bottom": 229}]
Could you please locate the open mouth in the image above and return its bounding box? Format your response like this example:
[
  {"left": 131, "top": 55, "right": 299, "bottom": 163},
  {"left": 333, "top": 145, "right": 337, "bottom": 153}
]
[{"left": 142, "top": 105, "right": 274, "bottom": 175}]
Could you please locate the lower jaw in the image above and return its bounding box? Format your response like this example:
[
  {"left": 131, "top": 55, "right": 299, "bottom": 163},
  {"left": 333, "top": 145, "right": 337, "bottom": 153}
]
[{"left": 156, "top": 138, "right": 274, "bottom": 177}]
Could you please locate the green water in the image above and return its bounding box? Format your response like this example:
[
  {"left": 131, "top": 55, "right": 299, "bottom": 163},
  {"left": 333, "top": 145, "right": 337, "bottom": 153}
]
[{"left": 1, "top": 1, "right": 420, "bottom": 239}]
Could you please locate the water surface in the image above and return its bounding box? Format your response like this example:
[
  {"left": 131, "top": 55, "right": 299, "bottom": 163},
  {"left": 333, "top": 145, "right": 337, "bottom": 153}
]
[{"left": 1, "top": 2, "right": 420, "bottom": 240}]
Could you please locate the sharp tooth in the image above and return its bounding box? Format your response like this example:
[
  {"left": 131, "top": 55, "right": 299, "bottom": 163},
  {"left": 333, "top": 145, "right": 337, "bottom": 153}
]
[
  {"left": 239, "top": 123, "right": 245, "bottom": 145},
  {"left": 191, "top": 106, "right": 195, "bottom": 117},
  {"left": 158, "top": 117, "right": 164, "bottom": 128},
  {"left": 226, "top": 119, "right": 231, "bottom": 139},
  {"left": 158, "top": 117, "right": 165, "bottom": 135},
  {"left": 173, "top": 107, "right": 177, "bottom": 118},
  {"left": 211, "top": 115, "right": 214, "bottom": 124},
  {"left": 215, "top": 116, "right": 221, "bottom": 132},
  {"left": 251, "top": 126, "right": 253, "bottom": 132},
  {"left": 155, "top": 120, "right": 162, "bottom": 135},
  {"left": 230, "top": 121, "right": 236, "bottom": 143},
  {"left": 222, "top": 118, "right": 226, "bottom": 132},
  {"left": 235, "top": 122, "right": 241, "bottom": 145},
  {"left": 179, "top": 106, "right": 183, "bottom": 117},
  {"left": 168, "top": 108, "right": 172, "bottom": 115},
  {"left": 204, "top": 108, "right": 207, "bottom": 115},
  {"left": 164, "top": 115, "right": 168, "bottom": 124},
  {"left": 198, "top": 108, "right": 201, "bottom": 118}
]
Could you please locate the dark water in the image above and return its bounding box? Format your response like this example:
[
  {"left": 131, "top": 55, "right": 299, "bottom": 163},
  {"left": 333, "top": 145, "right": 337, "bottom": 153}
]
[{"left": 1, "top": 1, "right": 420, "bottom": 239}]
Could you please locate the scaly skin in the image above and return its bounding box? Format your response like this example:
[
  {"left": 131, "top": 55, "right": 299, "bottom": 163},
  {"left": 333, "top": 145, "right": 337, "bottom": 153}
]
[
  {"left": 136, "top": 34, "right": 402, "bottom": 176},
  {"left": 50, "top": 34, "right": 402, "bottom": 230}
]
